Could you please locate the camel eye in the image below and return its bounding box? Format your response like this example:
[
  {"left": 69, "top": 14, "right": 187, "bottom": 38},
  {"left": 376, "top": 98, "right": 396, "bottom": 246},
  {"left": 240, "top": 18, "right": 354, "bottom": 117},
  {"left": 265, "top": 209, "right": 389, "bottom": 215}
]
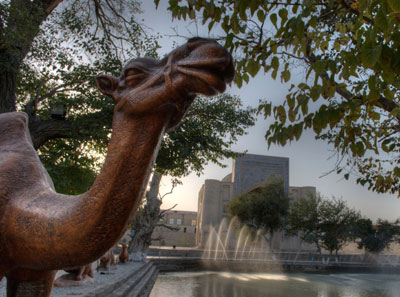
[
  {"left": 125, "top": 67, "right": 146, "bottom": 78},
  {"left": 125, "top": 67, "right": 146, "bottom": 85}
]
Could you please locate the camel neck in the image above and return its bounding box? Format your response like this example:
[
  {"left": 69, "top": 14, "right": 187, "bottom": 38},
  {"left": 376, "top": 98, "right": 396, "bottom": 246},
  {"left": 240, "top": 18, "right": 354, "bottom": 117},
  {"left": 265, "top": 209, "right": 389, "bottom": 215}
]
[
  {"left": 91, "top": 111, "right": 168, "bottom": 205},
  {"left": 83, "top": 111, "right": 170, "bottom": 245}
]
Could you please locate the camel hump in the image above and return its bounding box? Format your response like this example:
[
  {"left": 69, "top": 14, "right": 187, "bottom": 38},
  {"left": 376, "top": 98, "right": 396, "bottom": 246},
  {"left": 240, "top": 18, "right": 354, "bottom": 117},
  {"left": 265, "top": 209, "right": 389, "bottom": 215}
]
[
  {"left": 0, "top": 112, "right": 33, "bottom": 149},
  {"left": 0, "top": 112, "right": 28, "bottom": 130},
  {"left": 0, "top": 112, "right": 55, "bottom": 191}
]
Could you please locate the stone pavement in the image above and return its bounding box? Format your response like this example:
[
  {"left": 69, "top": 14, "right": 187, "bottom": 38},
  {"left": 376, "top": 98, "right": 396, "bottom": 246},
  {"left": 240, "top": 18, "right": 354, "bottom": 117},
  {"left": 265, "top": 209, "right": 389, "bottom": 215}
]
[{"left": 0, "top": 261, "right": 158, "bottom": 297}]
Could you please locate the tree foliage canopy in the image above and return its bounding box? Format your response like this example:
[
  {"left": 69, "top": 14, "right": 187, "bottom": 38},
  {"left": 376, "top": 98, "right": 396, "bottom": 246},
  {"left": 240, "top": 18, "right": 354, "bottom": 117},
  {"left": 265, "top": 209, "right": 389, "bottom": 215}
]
[
  {"left": 287, "top": 195, "right": 361, "bottom": 254},
  {"left": 156, "top": 94, "right": 256, "bottom": 177},
  {"left": 355, "top": 218, "right": 400, "bottom": 253},
  {"left": 286, "top": 194, "right": 322, "bottom": 251},
  {"left": 227, "top": 175, "right": 290, "bottom": 240},
  {"left": 165, "top": 0, "right": 400, "bottom": 196}
]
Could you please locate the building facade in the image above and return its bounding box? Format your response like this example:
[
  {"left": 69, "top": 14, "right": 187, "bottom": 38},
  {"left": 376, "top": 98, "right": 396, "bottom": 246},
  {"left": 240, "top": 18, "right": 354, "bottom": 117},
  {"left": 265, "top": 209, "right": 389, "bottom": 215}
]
[
  {"left": 196, "top": 154, "right": 316, "bottom": 251},
  {"left": 152, "top": 210, "right": 197, "bottom": 247},
  {"left": 232, "top": 153, "right": 289, "bottom": 196}
]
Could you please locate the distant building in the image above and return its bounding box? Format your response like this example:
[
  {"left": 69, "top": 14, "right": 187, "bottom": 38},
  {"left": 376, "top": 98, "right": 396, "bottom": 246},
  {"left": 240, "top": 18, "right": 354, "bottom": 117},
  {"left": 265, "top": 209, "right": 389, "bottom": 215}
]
[
  {"left": 196, "top": 153, "right": 316, "bottom": 251},
  {"left": 151, "top": 210, "right": 197, "bottom": 247},
  {"left": 232, "top": 153, "right": 289, "bottom": 196},
  {"left": 289, "top": 186, "right": 316, "bottom": 200}
]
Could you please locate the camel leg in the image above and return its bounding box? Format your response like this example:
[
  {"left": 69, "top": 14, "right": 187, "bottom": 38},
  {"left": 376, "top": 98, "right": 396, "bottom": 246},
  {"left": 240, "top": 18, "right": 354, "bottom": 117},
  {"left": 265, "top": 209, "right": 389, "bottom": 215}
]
[{"left": 6, "top": 269, "right": 56, "bottom": 297}]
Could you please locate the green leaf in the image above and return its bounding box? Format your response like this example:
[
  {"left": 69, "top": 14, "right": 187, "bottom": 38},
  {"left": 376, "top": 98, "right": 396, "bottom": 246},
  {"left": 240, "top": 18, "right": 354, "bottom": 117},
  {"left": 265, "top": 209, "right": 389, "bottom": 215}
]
[
  {"left": 271, "top": 56, "right": 279, "bottom": 70},
  {"left": 246, "top": 59, "right": 260, "bottom": 77},
  {"left": 394, "top": 167, "right": 400, "bottom": 178},
  {"left": 390, "top": 107, "right": 400, "bottom": 117},
  {"left": 375, "top": 8, "right": 388, "bottom": 31},
  {"left": 257, "top": 10, "right": 266, "bottom": 23},
  {"left": 279, "top": 9, "right": 288, "bottom": 24},
  {"left": 333, "top": 40, "right": 340, "bottom": 51},
  {"left": 231, "top": 15, "right": 239, "bottom": 34},
  {"left": 382, "top": 139, "right": 392, "bottom": 153},
  {"left": 384, "top": 89, "right": 395, "bottom": 101},
  {"left": 208, "top": 20, "right": 214, "bottom": 31},
  {"left": 293, "top": 124, "right": 303, "bottom": 140},
  {"left": 281, "top": 70, "right": 291, "bottom": 82},
  {"left": 360, "top": 45, "right": 382, "bottom": 68},
  {"left": 301, "top": 98, "right": 309, "bottom": 115},
  {"left": 263, "top": 103, "right": 272, "bottom": 117},
  {"left": 225, "top": 33, "right": 234, "bottom": 48},
  {"left": 271, "top": 68, "right": 278, "bottom": 80},
  {"left": 242, "top": 73, "right": 250, "bottom": 83},
  {"left": 310, "top": 86, "right": 321, "bottom": 101},
  {"left": 308, "top": 16, "right": 317, "bottom": 28},
  {"left": 287, "top": 94, "right": 295, "bottom": 109},
  {"left": 296, "top": 19, "right": 305, "bottom": 40},
  {"left": 234, "top": 74, "right": 243, "bottom": 88},
  {"left": 312, "top": 113, "right": 321, "bottom": 133},
  {"left": 276, "top": 105, "right": 286, "bottom": 123},
  {"left": 270, "top": 13, "right": 277, "bottom": 28},
  {"left": 388, "top": 0, "right": 400, "bottom": 12},
  {"left": 288, "top": 108, "right": 296, "bottom": 122},
  {"left": 312, "top": 61, "right": 325, "bottom": 76},
  {"left": 321, "top": 82, "right": 336, "bottom": 99}
]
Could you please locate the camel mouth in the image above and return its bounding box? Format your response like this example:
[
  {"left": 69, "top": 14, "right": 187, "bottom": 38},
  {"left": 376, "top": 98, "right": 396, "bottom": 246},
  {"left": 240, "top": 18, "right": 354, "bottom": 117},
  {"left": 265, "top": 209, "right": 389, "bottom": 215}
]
[{"left": 176, "top": 56, "right": 234, "bottom": 95}]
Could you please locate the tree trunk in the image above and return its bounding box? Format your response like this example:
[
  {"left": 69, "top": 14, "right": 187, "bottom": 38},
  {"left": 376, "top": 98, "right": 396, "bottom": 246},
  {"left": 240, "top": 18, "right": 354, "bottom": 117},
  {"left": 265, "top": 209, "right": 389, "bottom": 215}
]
[
  {"left": 262, "top": 233, "right": 274, "bottom": 252},
  {"left": 128, "top": 172, "right": 163, "bottom": 261},
  {"left": 0, "top": 70, "right": 17, "bottom": 113},
  {"left": 314, "top": 238, "right": 322, "bottom": 254},
  {"left": 0, "top": 0, "right": 63, "bottom": 114}
]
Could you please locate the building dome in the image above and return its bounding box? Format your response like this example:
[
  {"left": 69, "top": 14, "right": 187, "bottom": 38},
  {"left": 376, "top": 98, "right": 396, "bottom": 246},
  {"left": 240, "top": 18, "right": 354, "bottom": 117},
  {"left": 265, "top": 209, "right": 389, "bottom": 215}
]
[{"left": 221, "top": 173, "right": 232, "bottom": 182}]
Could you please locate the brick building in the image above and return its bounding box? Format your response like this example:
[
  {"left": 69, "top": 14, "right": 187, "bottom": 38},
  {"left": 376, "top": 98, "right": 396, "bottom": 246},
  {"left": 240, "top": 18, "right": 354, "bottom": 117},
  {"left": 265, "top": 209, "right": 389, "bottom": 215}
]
[{"left": 151, "top": 210, "right": 197, "bottom": 247}]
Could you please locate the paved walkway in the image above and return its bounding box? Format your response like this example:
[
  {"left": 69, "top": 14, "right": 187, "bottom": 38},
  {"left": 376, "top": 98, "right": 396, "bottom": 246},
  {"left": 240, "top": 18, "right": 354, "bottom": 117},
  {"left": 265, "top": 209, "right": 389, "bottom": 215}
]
[{"left": 0, "top": 261, "right": 146, "bottom": 297}]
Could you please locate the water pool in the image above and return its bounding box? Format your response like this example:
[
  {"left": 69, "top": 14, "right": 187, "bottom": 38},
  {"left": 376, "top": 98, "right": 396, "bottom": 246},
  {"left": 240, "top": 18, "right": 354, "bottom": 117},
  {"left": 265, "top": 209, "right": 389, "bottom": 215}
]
[{"left": 150, "top": 271, "right": 400, "bottom": 297}]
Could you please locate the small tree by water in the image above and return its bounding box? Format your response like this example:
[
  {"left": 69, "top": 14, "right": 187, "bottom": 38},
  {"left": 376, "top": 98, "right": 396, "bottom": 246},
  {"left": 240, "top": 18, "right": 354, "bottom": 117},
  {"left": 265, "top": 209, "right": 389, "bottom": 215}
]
[
  {"left": 355, "top": 218, "right": 400, "bottom": 254},
  {"left": 287, "top": 195, "right": 362, "bottom": 255},
  {"left": 227, "top": 175, "right": 290, "bottom": 249}
]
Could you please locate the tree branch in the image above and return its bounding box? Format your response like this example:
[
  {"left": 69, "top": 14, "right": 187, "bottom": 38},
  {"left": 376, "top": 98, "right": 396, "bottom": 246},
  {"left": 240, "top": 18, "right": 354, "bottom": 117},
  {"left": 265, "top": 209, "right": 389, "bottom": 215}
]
[
  {"left": 156, "top": 223, "right": 179, "bottom": 231},
  {"left": 29, "top": 111, "right": 112, "bottom": 149},
  {"left": 159, "top": 204, "right": 178, "bottom": 217},
  {"left": 304, "top": 37, "right": 400, "bottom": 126},
  {"left": 25, "top": 83, "right": 74, "bottom": 116}
]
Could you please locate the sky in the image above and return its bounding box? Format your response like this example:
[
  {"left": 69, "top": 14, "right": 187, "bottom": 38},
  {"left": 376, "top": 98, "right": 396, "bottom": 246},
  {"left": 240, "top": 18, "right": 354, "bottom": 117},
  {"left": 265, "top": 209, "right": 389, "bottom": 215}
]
[{"left": 139, "top": 2, "right": 400, "bottom": 222}]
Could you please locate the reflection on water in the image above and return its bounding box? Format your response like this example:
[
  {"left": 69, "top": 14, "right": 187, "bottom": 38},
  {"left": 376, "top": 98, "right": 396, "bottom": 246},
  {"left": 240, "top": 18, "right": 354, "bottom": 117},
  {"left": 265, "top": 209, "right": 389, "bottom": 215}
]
[{"left": 149, "top": 271, "right": 400, "bottom": 297}]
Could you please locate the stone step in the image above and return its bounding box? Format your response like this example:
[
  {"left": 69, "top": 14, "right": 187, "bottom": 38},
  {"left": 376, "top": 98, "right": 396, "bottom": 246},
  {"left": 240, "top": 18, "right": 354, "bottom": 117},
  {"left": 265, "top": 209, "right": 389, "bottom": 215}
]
[
  {"left": 128, "top": 265, "right": 158, "bottom": 297},
  {"left": 0, "top": 262, "right": 157, "bottom": 297},
  {"left": 107, "top": 262, "right": 156, "bottom": 297},
  {"left": 84, "top": 262, "right": 153, "bottom": 297}
]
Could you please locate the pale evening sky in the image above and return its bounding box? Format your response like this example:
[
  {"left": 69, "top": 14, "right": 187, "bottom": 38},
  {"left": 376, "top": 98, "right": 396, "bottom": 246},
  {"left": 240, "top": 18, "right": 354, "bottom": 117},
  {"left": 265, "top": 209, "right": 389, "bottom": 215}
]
[{"left": 140, "top": 2, "right": 400, "bottom": 222}]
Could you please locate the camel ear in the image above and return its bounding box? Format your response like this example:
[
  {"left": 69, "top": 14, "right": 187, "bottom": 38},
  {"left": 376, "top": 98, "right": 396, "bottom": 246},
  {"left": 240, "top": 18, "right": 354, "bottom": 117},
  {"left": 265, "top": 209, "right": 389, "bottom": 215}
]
[{"left": 95, "top": 75, "right": 118, "bottom": 101}]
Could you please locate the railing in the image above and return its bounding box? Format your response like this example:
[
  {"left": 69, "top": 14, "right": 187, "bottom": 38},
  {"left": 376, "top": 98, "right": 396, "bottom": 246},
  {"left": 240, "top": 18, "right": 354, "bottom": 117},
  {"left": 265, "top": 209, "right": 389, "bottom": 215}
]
[{"left": 148, "top": 248, "right": 400, "bottom": 268}]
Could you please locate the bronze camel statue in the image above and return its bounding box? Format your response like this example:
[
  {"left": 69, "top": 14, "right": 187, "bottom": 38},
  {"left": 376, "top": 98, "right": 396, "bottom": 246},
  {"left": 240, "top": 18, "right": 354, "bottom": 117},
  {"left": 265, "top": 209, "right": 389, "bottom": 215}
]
[
  {"left": 53, "top": 263, "right": 95, "bottom": 287},
  {"left": 118, "top": 244, "right": 130, "bottom": 264},
  {"left": 0, "top": 37, "right": 234, "bottom": 296}
]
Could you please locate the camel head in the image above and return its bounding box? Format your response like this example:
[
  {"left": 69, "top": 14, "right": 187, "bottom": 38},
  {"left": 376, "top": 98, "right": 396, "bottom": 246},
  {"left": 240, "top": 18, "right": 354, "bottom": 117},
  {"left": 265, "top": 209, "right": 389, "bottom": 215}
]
[{"left": 95, "top": 37, "right": 234, "bottom": 129}]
